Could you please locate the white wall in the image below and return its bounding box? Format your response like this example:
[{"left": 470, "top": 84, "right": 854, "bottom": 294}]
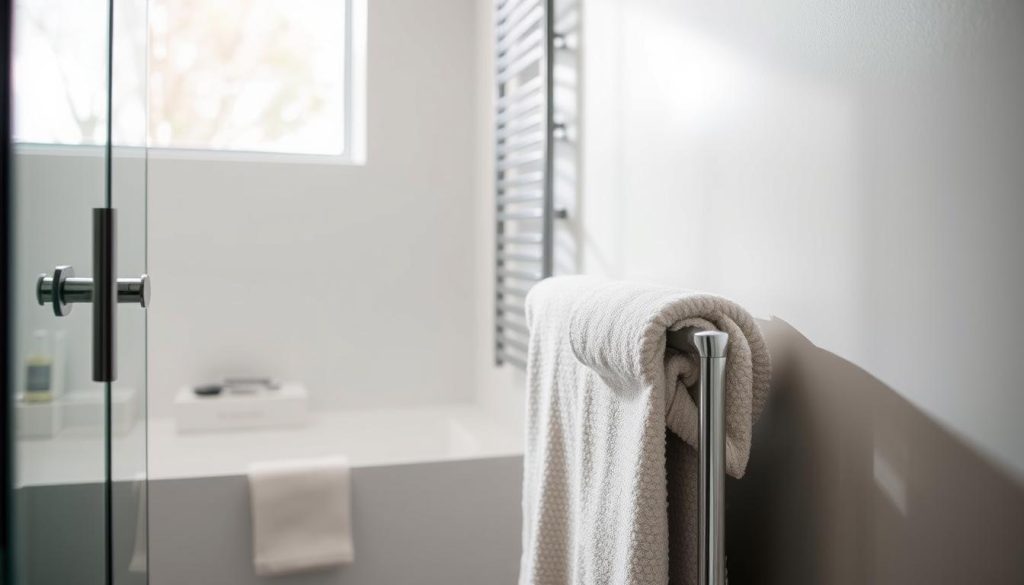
[
  {"left": 461, "top": 1, "right": 1024, "bottom": 580},
  {"left": 148, "top": 0, "right": 483, "bottom": 417},
  {"left": 147, "top": 0, "right": 1024, "bottom": 485},
  {"left": 579, "top": 0, "right": 1024, "bottom": 479}
]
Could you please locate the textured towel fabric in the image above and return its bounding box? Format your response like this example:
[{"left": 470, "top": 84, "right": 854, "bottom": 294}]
[
  {"left": 520, "top": 276, "right": 770, "bottom": 585},
  {"left": 248, "top": 457, "right": 354, "bottom": 576}
]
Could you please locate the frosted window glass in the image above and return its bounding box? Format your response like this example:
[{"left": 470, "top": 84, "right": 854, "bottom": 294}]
[
  {"left": 149, "top": 0, "right": 348, "bottom": 155},
  {"left": 13, "top": 0, "right": 350, "bottom": 156}
]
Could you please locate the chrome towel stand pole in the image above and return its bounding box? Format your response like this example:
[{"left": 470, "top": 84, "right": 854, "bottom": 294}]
[
  {"left": 680, "top": 329, "right": 729, "bottom": 585},
  {"left": 695, "top": 330, "right": 728, "bottom": 585}
]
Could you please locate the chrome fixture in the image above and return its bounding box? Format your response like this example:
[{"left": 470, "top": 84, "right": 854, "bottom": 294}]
[
  {"left": 669, "top": 327, "right": 728, "bottom": 585},
  {"left": 693, "top": 330, "right": 728, "bottom": 585},
  {"left": 34, "top": 209, "right": 149, "bottom": 381},
  {"left": 36, "top": 269, "right": 150, "bottom": 315}
]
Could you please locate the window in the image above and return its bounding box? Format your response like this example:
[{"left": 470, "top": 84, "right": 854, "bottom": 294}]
[
  {"left": 149, "top": 0, "right": 358, "bottom": 157},
  {"left": 13, "top": 0, "right": 364, "bottom": 160},
  {"left": 12, "top": 0, "right": 117, "bottom": 146}
]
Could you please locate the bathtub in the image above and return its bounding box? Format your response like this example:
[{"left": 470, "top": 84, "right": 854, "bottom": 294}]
[{"left": 148, "top": 404, "right": 525, "bottom": 585}]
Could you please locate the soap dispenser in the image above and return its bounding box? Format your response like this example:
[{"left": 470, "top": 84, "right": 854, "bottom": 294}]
[{"left": 24, "top": 329, "right": 54, "bottom": 403}]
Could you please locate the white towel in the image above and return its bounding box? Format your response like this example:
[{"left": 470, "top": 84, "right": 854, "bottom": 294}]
[
  {"left": 247, "top": 457, "right": 355, "bottom": 576},
  {"left": 520, "top": 276, "right": 770, "bottom": 585}
]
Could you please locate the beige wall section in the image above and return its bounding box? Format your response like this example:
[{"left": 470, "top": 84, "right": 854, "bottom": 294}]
[
  {"left": 728, "top": 321, "right": 1024, "bottom": 583},
  {"left": 574, "top": 0, "right": 1024, "bottom": 582},
  {"left": 148, "top": 0, "right": 481, "bottom": 417}
]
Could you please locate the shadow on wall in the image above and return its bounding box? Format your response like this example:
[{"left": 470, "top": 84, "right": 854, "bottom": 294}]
[{"left": 726, "top": 318, "right": 1024, "bottom": 585}]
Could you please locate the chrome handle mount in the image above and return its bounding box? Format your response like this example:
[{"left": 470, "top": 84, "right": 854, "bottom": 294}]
[
  {"left": 34, "top": 208, "right": 147, "bottom": 382},
  {"left": 36, "top": 267, "right": 150, "bottom": 316}
]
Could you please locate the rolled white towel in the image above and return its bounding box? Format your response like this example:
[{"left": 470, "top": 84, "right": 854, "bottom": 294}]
[{"left": 520, "top": 276, "right": 770, "bottom": 585}]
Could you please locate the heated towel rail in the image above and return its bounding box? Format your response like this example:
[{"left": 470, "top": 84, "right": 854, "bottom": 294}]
[
  {"left": 669, "top": 328, "right": 729, "bottom": 585},
  {"left": 493, "top": 0, "right": 565, "bottom": 370},
  {"left": 495, "top": 1, "right": 725, "bottom": 581}
]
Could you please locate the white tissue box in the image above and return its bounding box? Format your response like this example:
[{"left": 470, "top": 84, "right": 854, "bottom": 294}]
[{"left": 174, "top": 383, "right": 308, "bottom": 433}]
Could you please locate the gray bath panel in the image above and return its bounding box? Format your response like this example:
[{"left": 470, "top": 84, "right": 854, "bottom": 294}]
[{"left": 149, "top": 455, "right": 523, "bottom": 585}]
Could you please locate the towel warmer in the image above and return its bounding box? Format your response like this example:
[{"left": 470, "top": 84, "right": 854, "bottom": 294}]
[
  {"left": 671, "top": 328, "right": 728, "bottom": 585},
  {"left": 494, "top": 0, "right": 725, "bottom": 579},
  {"left": 493, "top": 0, "right": 565, "bottom": 370}
]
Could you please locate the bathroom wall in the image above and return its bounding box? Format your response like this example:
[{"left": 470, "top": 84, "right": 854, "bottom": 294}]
[
  {"left": 578, "top": 0, "right": 1024, "bottom": 481},
  {"left": 148, "top": 0, "right": 481, "bottom": 417},
  {"left": 571, "top": 0, "right": 1024, "bottom": 582}
]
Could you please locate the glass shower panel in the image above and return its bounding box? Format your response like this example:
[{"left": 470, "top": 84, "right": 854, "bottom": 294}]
[
  {"left": 8, "top": 0, "right": 149, "bottom": 583},
  {"left": 10, "top": 0, "right": 111, "bottom": 580},
  {"left": 110, "top": 0, "right": 149, "bottom": 582}
]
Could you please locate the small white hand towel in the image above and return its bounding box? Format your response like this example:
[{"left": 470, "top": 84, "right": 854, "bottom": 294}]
[{"left": 247, "top": 456, "right": 354, "bottom": 576}]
